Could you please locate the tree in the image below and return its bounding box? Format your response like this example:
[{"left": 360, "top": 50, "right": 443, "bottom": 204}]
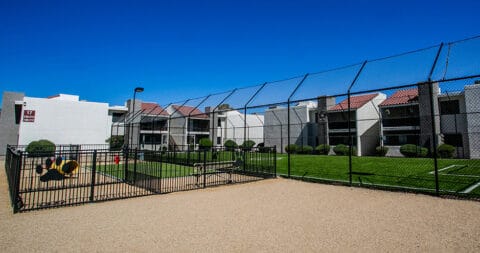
[{"left": 217, "top": 104, "right": 232, "bottom": 110}]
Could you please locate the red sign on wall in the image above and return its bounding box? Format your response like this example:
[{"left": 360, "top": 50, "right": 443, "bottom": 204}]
[{"left": 23, "top": 110, "right": 36, "bottom": 122}]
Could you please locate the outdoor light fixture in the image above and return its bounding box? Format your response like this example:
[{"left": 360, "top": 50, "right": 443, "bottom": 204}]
[{"left": 129, "top": 86, "right": 145, "bottom": 148}]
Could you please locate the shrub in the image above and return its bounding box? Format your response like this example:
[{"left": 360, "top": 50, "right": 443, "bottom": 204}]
[
  {"left": 240, "top": 140, "right": 256, "bottom": 150},
  {"left": 257, "top": 142, "right": 269, "bottom": 153},
  {"left": 418, "top": 147, "right": 429, "bottom": 157},
  {"left": 315, "top": 144, "right": 330, "bottom": 155},
  {"left": 375, "top": 146, "right": 389, "bottom": 157},
  {"left": 26, "top": 140, "right": 56, "bottom": 157},
  {"left": 333, "top": 144, "right": 357, "bottom": 156},
  {"left": 224, "top": 139, "right": 238, "bottom": 151},
  {"left": 198, "top": 138, "right": 212, "bottom": 150},
  {"left": 285, "top": 144, "right": 298, "bottom": 154},
  {"left": 106, "top": 136, "right": 124, "bottom": 151},
  {"left": 437, "top": 144, "right": 455, "bottom": 158},
  {"left": 298, "top": 145, "right": 313, "bottom": 154},
  {"left": 400, "top": 144, "right": 428, "bottom": 158}
]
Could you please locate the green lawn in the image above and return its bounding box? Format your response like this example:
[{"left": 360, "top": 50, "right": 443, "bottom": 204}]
[
  {"left": 96, "top": 161, "right": 195, "bottom": 179},
  {"left": 96, "top": 152, "right": 275, "bottom": 180},
  {"left": 277, "top": 154, "right": 480, "bottom": 195},
  {"left": 97, "top": 152, "right": 479, "bottom": 196},
  {"left": 161, "top": 150, "right": 241, "bottom": 164}
]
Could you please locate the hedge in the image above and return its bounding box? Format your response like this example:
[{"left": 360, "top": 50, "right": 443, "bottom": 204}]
[
  {"left": 240, "top": 140, "right": 256, "bottom": 150},
  {"left": 297, "top": 145, "right": 313, "bottom": 154},
  {"left": 106, "top": 136, "right": 124, "bottom": 151},
  {"left": 333, "top": 144, "right": 357, "bottom": 156},
  {"left": 224, "top": 139, "right": 238, "bottom": 151},
  {"left": 375, "top": 146, "right": 389, "bottom": 156},
  {"left": 315, "top": 144, "right": 330, "bottom": 155},
  {"left": 437, "top": 144, "right": 455, "bottom": 158},
  {"left": 26, "top": 140, "right": 56, "bottom": 157},
  {"left": 400, "top": 144, "right": 428, "bottom": 158},
  {"left": 285, "top": 144, "right": 298, "bottom": 154},
  {"left": 198, "top": 138, "right": 213, "bottom": 150}
]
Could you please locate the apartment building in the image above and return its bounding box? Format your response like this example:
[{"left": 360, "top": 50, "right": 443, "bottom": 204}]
[
  {"left": 132, "top": 102, "right": 170, "bottom": 150},
  {"left": 379, "top": 83, "right": 480, "bottom": 158},
  {"left": 0, "top": 92, "right": 127, "bottom": 152},
  {"left": 264, "top": 101, "right": 318, "bottom": 153},
  {"left": 212, "top": 109, "right": 264, "bottom": 147},
  {"left": 165, "top": 104, "right": 210, "bottom": 149},
  {"left": 323, "top": 93, "right": 386, "bottom": 156}
]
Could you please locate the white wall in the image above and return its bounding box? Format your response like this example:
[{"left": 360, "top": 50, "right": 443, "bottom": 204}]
[
  {"left": 465, "top": 84, "right": 480, "bottom": 158},
  {"left": 224, "top": 110, "right": 264, "bottom": 145},
  {"left": 355, "top": 93, "right": 386, "bottom": 155},
  {"left": 18, "top": 97, "right": 111, "bottom": 145},
  {"left": 264, "top": 104, "right": 315, "bottom": 152},
  {"left": 108, "top": 106, "right": 128, "bottom": 136}
]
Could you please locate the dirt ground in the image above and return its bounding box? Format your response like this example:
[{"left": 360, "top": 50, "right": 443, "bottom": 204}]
[{"left": 1, "top": 160, "right": 479, "bottom": 252}]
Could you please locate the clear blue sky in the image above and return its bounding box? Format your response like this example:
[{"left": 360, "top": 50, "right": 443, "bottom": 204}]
[{"left": 1, "top": 0, "right": 479, "bottom": 108}]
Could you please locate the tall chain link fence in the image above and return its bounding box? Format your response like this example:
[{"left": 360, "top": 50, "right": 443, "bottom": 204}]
[{"left": 111, "top": 35, "right": 480, "bottom": 198}]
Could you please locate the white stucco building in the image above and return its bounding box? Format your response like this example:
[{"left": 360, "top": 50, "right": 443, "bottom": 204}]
[
  {"left": 0, "top": 92, "right": 127, "bottom": 151},
  {"left": 213, "top": 109, "right": 264, "bottom": 147}
]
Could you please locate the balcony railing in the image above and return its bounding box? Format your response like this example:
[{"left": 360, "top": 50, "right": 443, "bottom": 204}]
[
  {"left": 140, "top": 124, "right": 168, "bottom": 131},
  {"left": 382, "top": 117, "right": 419, "bottom": 127},
  {"left": 188, "top": 126, "right": 210, "bottom": 132},
  {"left": 328, "top": 121, "right": 356, "bottom": 130}
]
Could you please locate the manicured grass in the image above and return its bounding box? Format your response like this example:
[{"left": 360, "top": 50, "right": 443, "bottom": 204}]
[
  {"left": 96, "top": 151, "right": 480, "bottom": 196},
  {"left": 163, "top": 150, "right": 240, "bottom": 164},
  {"left": 277, "top": 154, "right": 480, "bottom": 195},
  {"left": 96, "top": 161, "right": 195, "bottom": 179},
  {"left": 96, "top": 152, "right": 274, "bottom": 180}
]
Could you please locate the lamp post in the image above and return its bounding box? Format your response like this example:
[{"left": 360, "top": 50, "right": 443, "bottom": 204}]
[{"left": 129, "top": 87, "right": 144, "bottom": 148}]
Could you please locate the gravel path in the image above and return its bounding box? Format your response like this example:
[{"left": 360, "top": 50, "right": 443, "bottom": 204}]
[{"left": 1, "top": 160, "right": 479, "bottom": 252}]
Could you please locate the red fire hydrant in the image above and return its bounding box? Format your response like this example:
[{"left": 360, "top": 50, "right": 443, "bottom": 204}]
[{"left": 114, "top": 155, "right": 120, "bottom": 165}]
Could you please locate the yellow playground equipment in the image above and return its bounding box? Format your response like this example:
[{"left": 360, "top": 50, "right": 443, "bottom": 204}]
[
  {"left": 51, "top": 158, "right": 79, "bottom": 176},
  {"left": 36, "top": 157, "right": 80, "bottom": 177}
]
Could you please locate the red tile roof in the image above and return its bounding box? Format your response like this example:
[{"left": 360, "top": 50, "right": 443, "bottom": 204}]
[
  {"left": 141, "top": 103, "right": 169, "bottom": 116},
  {"left": 172, "top": 105, "right": 209, "bottom": 118},
  {"left": 379, "top": 88, "right": 418, "bottom": 107},
  {"left": 329, "top": 93, "right": 378, "bottom": 111}
]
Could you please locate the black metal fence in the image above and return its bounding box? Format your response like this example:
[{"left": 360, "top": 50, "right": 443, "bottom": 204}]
[{"left": 4, "top": 145, "right": 276, "bottom": 213}]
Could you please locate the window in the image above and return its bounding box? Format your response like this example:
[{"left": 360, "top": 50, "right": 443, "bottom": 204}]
[
  {"left": 14, "top": 104, "right": 22, "bottom": 124},
  {"left": 140, "top": 134, "right": 162, "bottom": 144},
  {"left": 217, "top": 137, "right": 222, "bottom": 145},
  {"left": 440, "top": 100, "right": 460, "bottom": 115},
  {"left": 217, "top": 118, "right": 222, "bottom": 127},
  {"left": 112, "top": 112, "right": 124, "bottom": 123},
  {"left": 444, "top": 134, "right": 463, "bottom": 147}
]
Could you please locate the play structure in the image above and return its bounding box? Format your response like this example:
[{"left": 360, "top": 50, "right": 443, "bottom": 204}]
[{"left": 35, "top": 157, "right": 80, "bottom": 182}]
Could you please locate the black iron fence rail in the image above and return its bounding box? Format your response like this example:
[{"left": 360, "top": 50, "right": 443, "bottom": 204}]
[{"left": 4, "top": 145, "right": 276, "bottom": 213}]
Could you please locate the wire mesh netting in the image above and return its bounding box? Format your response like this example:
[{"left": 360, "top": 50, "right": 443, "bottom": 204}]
[{"left": 110, "top": 35, "right": 480, "bottom": 199}]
